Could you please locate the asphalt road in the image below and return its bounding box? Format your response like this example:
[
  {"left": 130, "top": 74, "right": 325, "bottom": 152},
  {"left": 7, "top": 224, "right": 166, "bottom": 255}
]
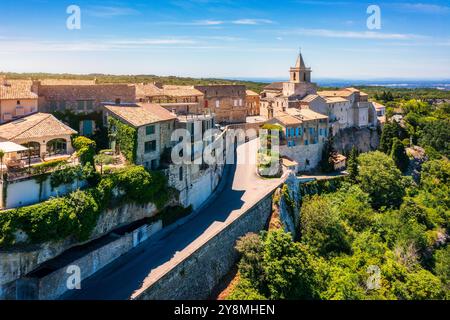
[{"left": 62, "top": 139, "right": 282, "bottom": 300}]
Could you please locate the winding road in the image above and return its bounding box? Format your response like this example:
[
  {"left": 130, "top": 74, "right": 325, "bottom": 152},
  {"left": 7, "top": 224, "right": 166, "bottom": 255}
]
[{"left": 62, "top": 139, "right": 283, "bottom": 300}]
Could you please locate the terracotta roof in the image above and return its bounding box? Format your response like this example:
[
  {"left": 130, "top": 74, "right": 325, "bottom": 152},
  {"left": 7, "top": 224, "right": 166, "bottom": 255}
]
[
  {"left": 136, "top": 83, "right": 203, "bottom": 98},
  {"left": 163, "top": 85, "right": 203, "bottom": 97},
  {"left": 300, "top": 94, "right": 320, "bottom": 103},
  {"left": 39, "top": 79, "right": 96, "bottom": 85},
  {"left": 344, "top": 87, "right": 360, "bottom": 93},
  {"left": 325, "top": 96, "right": 349, "bottom": 104},
  {"left": 104, "top": 104, "right": 176, "bottom": 128},
  {"left": 0, "top": 82, "right": 37, "bottom": 100},
  {"left": 0, "top": 113, "right": 77, "bottom": 140},
  {"left": 135, "top": 83, "right": 164, "bottom": 98},
  {"left": 282, "top": 157, "right": 298, "bottom": 167},
  {"left": 264, "top": 82, "right": 284, "bottom": 91},
  {"left": 272, "top": 113, "right": 303, "bottom": 126},
  {"left": 372, "top": 101, "right": 386, "bottom": 110},
  {"left": 297, "top": 108, "right": 328, "bottom": 120},
  {"left": 331, "top": 153, "right": 347, "bottom": 164},
  {"left": 246, "top": 90, "right": 259, "bottom": 96},
  {"left": 318, "top": 90, "right": 353, "bottom": 98}
]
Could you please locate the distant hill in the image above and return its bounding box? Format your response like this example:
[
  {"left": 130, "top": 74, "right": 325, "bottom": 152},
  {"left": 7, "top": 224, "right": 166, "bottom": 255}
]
[{"left": 0, "top": 72, "right": 268, "bottom": 93}]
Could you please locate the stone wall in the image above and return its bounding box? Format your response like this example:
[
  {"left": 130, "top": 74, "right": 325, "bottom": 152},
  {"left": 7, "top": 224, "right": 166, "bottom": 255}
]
[
  {"left": 133, "top": 192, "right": 275, "bottom": 300},
  {"left": 37, "top": 83, "right": 136, "bottom": 113},
  {"left": 333, "top": 127, "right": 380, "bottom": 154},
  {"left": 1, "top": 176, "right": 86, "bottom": 210},
  {"left": 279, "top": 142, "right": 324, "bottom": 172},
  {"left": 0, "top": 201, "right": 160, "bottom": 297}
]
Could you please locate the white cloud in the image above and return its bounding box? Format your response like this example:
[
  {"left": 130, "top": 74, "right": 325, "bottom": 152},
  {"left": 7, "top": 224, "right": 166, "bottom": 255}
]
[
  {"left": 85, "top": 6, "right": 140, "bottom": 18},
  {"left": 395, "top": 3, "right": 450, "bottom": 14},
  {"left": 232, "top": 19, "right": 273, "bottom": 25},
  {"left": 289, "top": 28, "right": 427, "bottom": 40},
  {"left": 0, "top": 38, "right": 199, "bottom": 52},
  {"left": 192, "top": 20, "right": 224, "bottom": 25}
]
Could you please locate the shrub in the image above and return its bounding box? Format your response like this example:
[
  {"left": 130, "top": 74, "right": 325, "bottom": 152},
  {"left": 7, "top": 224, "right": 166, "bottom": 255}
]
[
  {"left": 73, "top": 136, "right": 96, "bottom": 166},
  {"left": 0, "top": 165, "right": 170, "bottom": 248}
]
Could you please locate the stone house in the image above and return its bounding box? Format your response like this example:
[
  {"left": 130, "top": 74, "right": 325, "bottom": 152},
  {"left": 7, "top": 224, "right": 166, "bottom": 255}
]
[
  {"left": 266, "top": 108, "right": 329, "bottom": 172},
  {"left": 194, "top": 85, "right": 247, "bottom": 124},
  {"left": 103, "top": 103, "right": 176, "bottom": 170},
  {"left": 246, "top": 90, "right": 260, "bottom": 116},
  {"left": 0, "top": 113, "right": 80, "bottom": 209},
  {"left": 35, "top": 80, "right": 137, "bottom": 136},
  {"left": 0, "top": 78, "right": 38, "bottom": 124},
  {"left": 316, "top": 87, "right": 377, "bottom": 130},
  {"left": 0, "top": 112, "right": 77, "bottom": 161},
  {"left": 136, "top": 83, "right": 204, "bottom": 115},
  {"left": 373, "top": 101, "right": 387, "bottom": 126}
]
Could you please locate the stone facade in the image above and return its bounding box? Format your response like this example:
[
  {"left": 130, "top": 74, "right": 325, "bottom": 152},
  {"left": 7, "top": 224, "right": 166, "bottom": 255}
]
[
  {"left": 36, "top": 82, "right": 136, "bottom": 113},
  {"left": 136, "top": 83, "right": 204, "bottom": 115},
  {"left": 195, "top": 85, "right": 247, "bottom": 123},
  {"left": 245, "top": 90, "right": 260, "bottom": 116},
  {"left": 0, "top": 79, "right": 38, "bottom": 123}
]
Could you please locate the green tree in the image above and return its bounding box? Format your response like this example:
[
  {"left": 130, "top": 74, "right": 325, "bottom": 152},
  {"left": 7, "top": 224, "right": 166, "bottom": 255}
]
[
  {"left": 347, "top": 146, "right": 359, "bottom": 183},
  {"left": 300, "top": 195, "right": 351, "bottom": 256},
  {"left": 401, "top": 269, "right": 445, "bottom": 300},
  {"left": 419, "top": 119, "right": 450, "bottom": 158},
  {"left": 358, "top": 151, "right": 406, "bottom": 209},
  {"left": 391, "top": 138, "right": 410, "bottom": 173},
  {"left": 73, "top": 136, "right": 96, "bottom": 166},
  {"left": 379, "top": 121, "right": 408, "bottom": 154}
]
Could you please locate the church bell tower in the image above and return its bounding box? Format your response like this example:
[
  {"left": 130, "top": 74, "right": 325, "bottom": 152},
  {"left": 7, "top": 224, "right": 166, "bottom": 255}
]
[{"left": 290, "top": 50, "right": 312, "bottom": 83}]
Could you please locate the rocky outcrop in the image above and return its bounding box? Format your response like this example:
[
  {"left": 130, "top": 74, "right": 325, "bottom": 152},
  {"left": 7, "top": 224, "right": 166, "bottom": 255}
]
[{"left": 333, "top": 127, "right": 380, "bottom": 154}]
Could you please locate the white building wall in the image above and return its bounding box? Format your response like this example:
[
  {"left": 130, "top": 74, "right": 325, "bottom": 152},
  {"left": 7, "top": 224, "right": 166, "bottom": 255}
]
[{"left": 3, "top": 177, "right": 87, "bottom": 209}]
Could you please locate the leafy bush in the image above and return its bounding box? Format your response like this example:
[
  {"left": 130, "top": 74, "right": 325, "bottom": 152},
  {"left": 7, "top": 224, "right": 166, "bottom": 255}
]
[
  {"left": 73, "top": 136, "right": 96, "bottom": 166},
  {"left": 0, "top": 166, "right": 170, "bottom": 248}
]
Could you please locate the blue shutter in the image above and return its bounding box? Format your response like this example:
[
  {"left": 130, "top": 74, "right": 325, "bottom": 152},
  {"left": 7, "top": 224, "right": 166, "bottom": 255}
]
[
  {"left": 290, "top": 128, "right": 295, "bottom": 136},
  {"left": 286, "top": 128, "right": 289, "bottom": 137}
]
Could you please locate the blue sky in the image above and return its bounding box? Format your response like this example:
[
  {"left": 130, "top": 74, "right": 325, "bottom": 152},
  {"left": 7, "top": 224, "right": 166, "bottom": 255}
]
[{"left": 0, "top": 0, "right": 449, "bottom": 79}]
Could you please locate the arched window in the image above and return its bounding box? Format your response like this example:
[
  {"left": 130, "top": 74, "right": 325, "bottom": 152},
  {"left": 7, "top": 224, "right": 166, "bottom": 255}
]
[
  {"left": 46, "top": 139, "right": 67, "bottom": 156},
  {"left": 21, "top": 142, "right": 40, "bottom": 159}
]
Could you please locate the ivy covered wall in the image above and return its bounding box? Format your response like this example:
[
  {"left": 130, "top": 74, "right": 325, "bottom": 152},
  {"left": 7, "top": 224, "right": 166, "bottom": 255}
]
[{"left": 108, "top": 117, "right": 138, "bottom": 164}]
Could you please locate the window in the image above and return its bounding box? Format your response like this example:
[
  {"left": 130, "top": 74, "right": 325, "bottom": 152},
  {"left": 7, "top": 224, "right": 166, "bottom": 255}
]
[
  {"left": 115, "top": 98, "right": 121, "bottom": 105},
  {"left": 309, "top": 128, "right": 314, "bottom": 135},
  {"left": 286, "top": 128, "right": 290, "bottom": 137},
  {"left": 86, "top": 100, "right": 94, "bottom": 110},
  {"left": 144, "top": 140, "right": 157, "bottom": 153},
  {"left": 146, "top": 125, "right": 155, "bottom": 135},
  {"left": 239, "top": 99, "right": 243, "bottom": 107},
  {"left": 233, "top": 100, "right": 238, "bottom": 107},
  {"left": 215, "top": 100, "right": 220, "bottom": 108},
  {"left": 77, "top": 101, "right": 85, "bottom": 111},
  {"left": 305, "top": 140, "right": 309, "bottom": 146},
  {"left": 16, "top": 100, "right": 21, "bottom": 105},
  {"left": 295, "top": 128, "right": 300, "bottom": 136},
  {"left": 290, "top": 128, "right": 295, "bottom": 137}
]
